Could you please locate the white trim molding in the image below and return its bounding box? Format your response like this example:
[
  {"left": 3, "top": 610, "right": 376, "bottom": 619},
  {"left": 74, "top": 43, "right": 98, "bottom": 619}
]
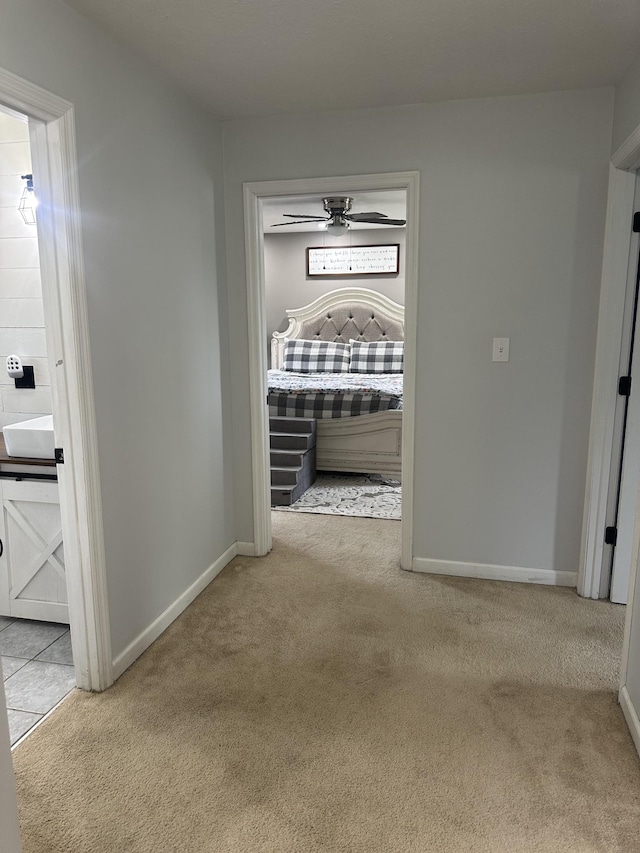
[
  {"left": 243, "top": 172, "right": 420, "bottom": 569},
  {"left": 612, "top": 126, "right": 640, "bottom": 172},
  {"left": 236, "top": 541, "right": 257, "bottom": 556},
  {"left": 0, "top": 65, "right": 112, "bottom": 690},
  {"left": 619, "top": 474, "right": 640, "bottom": 693},
  {"left": 112, "top": 543, "right": 238, "bottom": 679},
  {"left": 579, "top": 113, "right": 640, "bottom": 601},
  {"left": 616, "top": 192, "right": 640, "bottom": 762},
  {"left": 0, "top": 678, "right": 21, "bottom": 851},
  {"left": 619, "top": 686, "right": 640, "bottom": 758},
  {"left": 243, "top": 184, "right": 272, "bottom": 557},
  {"left": 412, "top": 557, "right": 577, "bottom": 587},
  {"left": 579, "top": 165, "right": 637, "bottom": 599},
  {"left": 400, "top": 174, "right": 420, "bottom": 570},
  {"left": 618, "top": 443, "right": 640, "bottom": 760}
]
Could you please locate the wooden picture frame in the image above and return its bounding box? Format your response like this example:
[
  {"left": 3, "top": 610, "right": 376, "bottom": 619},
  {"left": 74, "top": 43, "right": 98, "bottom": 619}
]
[{"left": 306, "top": 243, "right": 400, "bottom": 277}]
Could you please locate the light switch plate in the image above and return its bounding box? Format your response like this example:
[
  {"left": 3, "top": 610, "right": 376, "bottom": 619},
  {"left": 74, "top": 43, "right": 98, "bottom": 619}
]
[{"left": 493, "top": 337, "right": 510, "bottom": 362}]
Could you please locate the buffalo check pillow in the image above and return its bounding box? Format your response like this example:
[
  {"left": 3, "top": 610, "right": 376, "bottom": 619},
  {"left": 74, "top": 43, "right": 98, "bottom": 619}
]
[
  {"left": 282, "top": 339, "right": 351, "bottom": 373},
  {"left": 349, "top": 339, "right": 404, "bottom": 373}
]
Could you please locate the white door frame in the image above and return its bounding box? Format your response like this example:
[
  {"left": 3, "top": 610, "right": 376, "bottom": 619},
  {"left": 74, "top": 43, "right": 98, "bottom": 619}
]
[
  {"left": 243, "top": 172, "right": 419, "bottom": 568},
  {"left": 619, "top": 500, "right": 640, "bottom": 759},
  {"left": 0, "top": 676, "right": 21, "bottom": 852},
  {"left": 580, "top": 126, "right": 640, "bottom": 599},
  {"left": 0, "top": 66, "right": 112, "bottom": 690}
]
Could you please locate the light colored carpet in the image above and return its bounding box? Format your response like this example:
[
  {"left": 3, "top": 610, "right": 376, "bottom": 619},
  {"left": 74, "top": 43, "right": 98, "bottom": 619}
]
[
  {"left": 12, "top": 513, "right": 640, "bottom": 852},
  {"left": 273, "top": 472, "right": 402, "bottom": 519}
]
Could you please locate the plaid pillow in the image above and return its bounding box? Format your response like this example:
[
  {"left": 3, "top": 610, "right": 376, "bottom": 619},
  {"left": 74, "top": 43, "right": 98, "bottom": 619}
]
[
  {"left": 349, "top": 339, "right": 404, "bottom": 373},
  {"left": 282, "top": 339, "right": 350, "bottom": 373}
]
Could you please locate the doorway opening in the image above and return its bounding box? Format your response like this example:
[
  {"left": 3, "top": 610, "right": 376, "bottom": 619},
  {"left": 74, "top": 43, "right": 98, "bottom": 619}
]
[
  {"left": 263, "top": 190, "right": 406, "bottom": 522},
  {"left": 243, "top": 172, "right": 419, "bottom": 567},
  {"left": 0, "top": 105, "right": 76, "bottom": 744},
  {"left": 0, "top": 65, "right": 112, "bottom": 718}
]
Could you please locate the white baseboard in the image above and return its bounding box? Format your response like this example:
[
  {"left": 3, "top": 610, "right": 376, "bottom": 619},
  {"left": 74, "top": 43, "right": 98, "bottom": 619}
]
[
  {"left": 411, "top": 557, "right": 577, "bottom": 587},
  {"left": 619, "top": 685, "right": 640, "bottom": 759},
  {"left": 112, "top": 542, "right": 238, "bottom": 679},
  {"left": 236, "top": 541, "right": 256, "bottom": 556}
]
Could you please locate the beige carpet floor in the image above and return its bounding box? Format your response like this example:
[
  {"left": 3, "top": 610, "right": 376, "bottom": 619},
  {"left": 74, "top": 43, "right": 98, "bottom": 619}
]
[{"left": 12, "top": 513, "right": 640, "bottom": 852}]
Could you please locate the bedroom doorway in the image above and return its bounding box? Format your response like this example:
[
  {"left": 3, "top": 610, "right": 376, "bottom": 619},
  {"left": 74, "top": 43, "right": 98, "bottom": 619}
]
[
  {"left": 264, "top": 213, "right": 405, "bottom": 521},
  {"left": 243, "top": 172, "right": 419, "bottom": 567}
]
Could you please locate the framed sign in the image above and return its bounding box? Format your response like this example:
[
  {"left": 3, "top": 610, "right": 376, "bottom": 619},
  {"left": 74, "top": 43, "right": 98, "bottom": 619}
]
[{"left": 306, "top": 244, "right": 400, "bottom": 277}]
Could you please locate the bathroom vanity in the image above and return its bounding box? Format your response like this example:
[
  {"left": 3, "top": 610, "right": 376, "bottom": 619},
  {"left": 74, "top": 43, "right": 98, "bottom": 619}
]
[{"left": 0, "top": 436, "right": 67, "bottom": 624}]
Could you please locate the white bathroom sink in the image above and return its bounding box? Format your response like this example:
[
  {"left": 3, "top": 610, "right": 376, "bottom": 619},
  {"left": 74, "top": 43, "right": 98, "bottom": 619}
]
[{"left": 3, "top": 415, "right": 55, "bottom": 459}]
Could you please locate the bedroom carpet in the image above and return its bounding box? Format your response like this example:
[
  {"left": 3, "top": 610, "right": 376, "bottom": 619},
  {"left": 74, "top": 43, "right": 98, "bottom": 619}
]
[
  {"left": 273, "top": 472, "right": 402, "bottom": 519},
  {"left": 11, "top": 513, "right": 640, "bottom": 853}
]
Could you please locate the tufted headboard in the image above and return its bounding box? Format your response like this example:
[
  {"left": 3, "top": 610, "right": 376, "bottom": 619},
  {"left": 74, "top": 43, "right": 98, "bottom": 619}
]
[{"left": 271, "top": 287, "right": 404, "bottom": 369}]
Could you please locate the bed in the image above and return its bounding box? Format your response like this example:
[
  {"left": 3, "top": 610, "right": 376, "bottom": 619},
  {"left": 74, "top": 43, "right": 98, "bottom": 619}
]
[{"left": 269, "top": 287, "right": 404, "bottom": 478}]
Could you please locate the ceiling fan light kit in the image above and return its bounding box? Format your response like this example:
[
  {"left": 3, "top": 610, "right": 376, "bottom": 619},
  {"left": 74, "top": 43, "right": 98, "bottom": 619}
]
[
  {"left": 325, "top": 220, "right": 350, "bottom": 236},
  {"left": 271, "top": 196, "right": 406, "bottom": 230}
]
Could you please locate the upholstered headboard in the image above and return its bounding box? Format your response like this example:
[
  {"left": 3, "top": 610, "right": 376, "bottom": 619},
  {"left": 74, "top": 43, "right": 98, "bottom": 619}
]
[{"left": 271, "top": 287, "right": 404, "bottom": 369}]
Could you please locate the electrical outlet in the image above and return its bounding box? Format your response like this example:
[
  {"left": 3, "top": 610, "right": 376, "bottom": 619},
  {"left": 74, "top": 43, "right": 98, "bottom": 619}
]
[{"left": 14, "top": 365, "right": 35, "bottom": 389}]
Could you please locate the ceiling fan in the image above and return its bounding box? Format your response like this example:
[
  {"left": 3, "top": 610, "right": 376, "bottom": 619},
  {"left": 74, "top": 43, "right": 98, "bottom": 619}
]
[{"left": 271, "top": 196, "right": 406, "bottom": 234}]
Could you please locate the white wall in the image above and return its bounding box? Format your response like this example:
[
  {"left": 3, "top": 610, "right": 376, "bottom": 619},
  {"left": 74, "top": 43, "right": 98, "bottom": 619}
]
[
  {"left": 613, "top": 54, "right": 640, "bottom": 154},
  {"left": 0, "top": 0, "right": 233, "bottom": 659},
  {"left": 265, "top": 228, "right": 405, "bottom": 354},
  {"left": 0, "top": 112, "right": 51, "bottom": 428},
  {"left": 224, "top": 89, "right": 613, "bottom": 574},
  {"left": 0, "top": 678, "right": 20, "bottom": 853}
]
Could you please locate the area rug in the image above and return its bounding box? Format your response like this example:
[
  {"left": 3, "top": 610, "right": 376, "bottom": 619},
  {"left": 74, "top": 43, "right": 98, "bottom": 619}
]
[
  {"left": 12, "top": 513, "right": 640, "bottom": 853},
  {"left": 273, "top": 472, "right": 401, "bottom": 519}
]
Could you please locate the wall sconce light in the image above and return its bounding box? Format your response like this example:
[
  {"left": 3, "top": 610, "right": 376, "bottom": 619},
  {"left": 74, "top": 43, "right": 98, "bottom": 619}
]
[{"left": 18, "top": 173, "right": 37, "bottom": 225}]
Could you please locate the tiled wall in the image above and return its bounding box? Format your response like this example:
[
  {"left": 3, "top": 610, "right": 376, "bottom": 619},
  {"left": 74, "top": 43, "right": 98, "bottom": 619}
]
[{"left": 0, "top": 111, "right": 51, "bottom": 431}]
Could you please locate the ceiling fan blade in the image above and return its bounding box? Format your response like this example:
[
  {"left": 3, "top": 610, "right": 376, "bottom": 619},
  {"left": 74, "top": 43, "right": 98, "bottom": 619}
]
[
  {"left": 345, "top": 215, "right": 406, "bottom": 226},
  {"left": 282, "top": 214, "right": 329, "bottom": 219},
  {"left": 271, "top": 219, "right": 327, "bottom": 227},
  {"left": 346, "top": 212, "right": 387, "bottom": 220}
]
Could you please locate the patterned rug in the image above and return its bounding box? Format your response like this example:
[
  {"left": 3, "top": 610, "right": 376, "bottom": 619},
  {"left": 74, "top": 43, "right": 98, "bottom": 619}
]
[{"left": 273, "top": 472, "right": 401, "bottom": 520}]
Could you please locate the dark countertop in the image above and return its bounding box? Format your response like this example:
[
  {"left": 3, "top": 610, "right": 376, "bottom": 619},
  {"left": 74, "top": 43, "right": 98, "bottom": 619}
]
[{"left": 0, "top": 435, "right": 57, "bottom": 468}]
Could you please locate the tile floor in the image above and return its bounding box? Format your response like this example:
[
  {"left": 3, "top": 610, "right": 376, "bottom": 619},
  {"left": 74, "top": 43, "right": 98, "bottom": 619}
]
[{"left": 0, "top": 615, "right": 75, "bottom": 746}]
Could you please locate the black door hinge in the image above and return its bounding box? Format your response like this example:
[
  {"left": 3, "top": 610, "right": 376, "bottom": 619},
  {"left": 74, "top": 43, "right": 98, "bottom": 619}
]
[
  {"left": 634, "top": 212, "right": 640, "bottom": 233},
  {"left": 54, "top": 448, "right": 64, "bottom": 464},
  {"left": 619, "top": 376, "right": 632, "bottom": 396},
  {"left": 605, "top": 526, "right": 618, "bottom": 546}
]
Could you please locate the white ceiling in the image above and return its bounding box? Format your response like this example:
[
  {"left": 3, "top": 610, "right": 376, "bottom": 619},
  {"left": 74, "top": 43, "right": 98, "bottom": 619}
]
[
  {"left": 262, "top": 190, "right": 407, "bottom": 233},
  {"left": 63, "top": 0, "right": 640, "bottom": 120}
]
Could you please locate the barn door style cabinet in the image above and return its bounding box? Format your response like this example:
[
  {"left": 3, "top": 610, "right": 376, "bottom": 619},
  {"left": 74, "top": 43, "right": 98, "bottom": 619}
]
[{"left": 0, "top": 480, "right": 68, "bottom": 624}]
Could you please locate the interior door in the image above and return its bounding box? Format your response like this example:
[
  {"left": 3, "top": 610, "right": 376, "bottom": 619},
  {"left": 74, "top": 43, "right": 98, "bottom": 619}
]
[
  {"left": 610, "top": 174, "right": 640, "bottom": 604},
  {"left": 619, "top": 476, "right": 640, "bottom": 758}
]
